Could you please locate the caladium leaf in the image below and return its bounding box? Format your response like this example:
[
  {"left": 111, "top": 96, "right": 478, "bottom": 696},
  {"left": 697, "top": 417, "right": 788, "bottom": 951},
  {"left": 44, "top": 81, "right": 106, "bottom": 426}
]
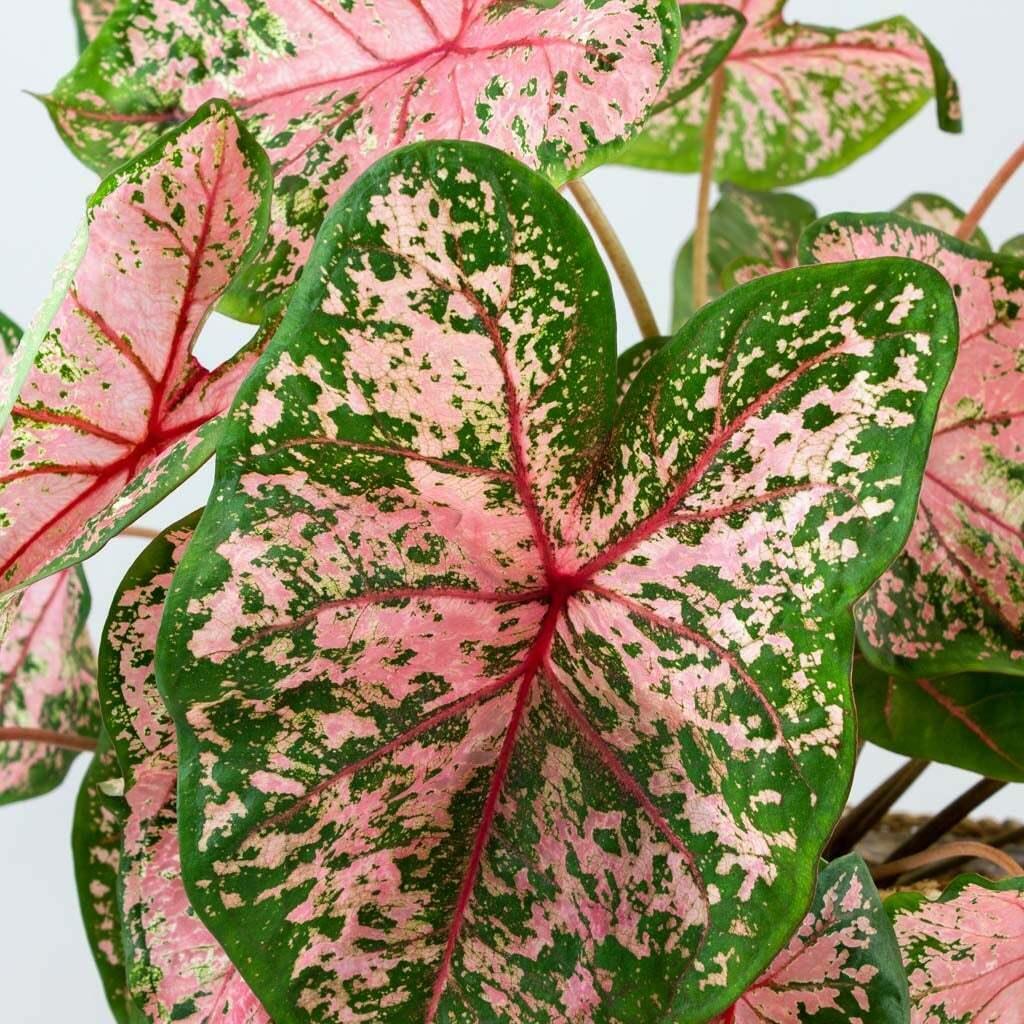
[
  {"left": 101, "top": 513, "right": 270, "bottom": 1023},
  {"left": 73, "top": 0, "right": 116, "bottom": 50},
  {"left": 157, "top": 140, "right": 957, "bottom": 1023},
  {"left": 1002, "top": 235, "right": 1024, "bottom": 259},
  {"left": 72, "top": 729, "right": 137, "bottom": 1024},
  {"left": 887, "top": 874, "right": 1024, "bottom": 1023},
  {"left": 673, "top": 183, "right": 816, "bottom": 328},
  {"left": 894, "top": 194, "right": 990, "bottom": 249},
  {"left": 0, "top": 101, "right": 272, "bottom": 599},
  {"left": 713, "top": 855, "right": 909, "bottom": 1023},
  {"left": 619, "top": 1, "right": 960, "bottom": 188},
  {"left": 855, "top": 659, "right": 1024, "bottom": 783},
  {"left": 45, "top": 0, "right": 693, "bottom": 320},
  {"left": 804, "top": 215, "right": 1024, "bottom": 678}
]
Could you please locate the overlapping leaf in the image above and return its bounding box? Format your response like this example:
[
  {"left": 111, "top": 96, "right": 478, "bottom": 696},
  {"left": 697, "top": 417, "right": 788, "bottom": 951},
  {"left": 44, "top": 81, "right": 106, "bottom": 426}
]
[
  {"left": 805, "top": 215, "right": 1024, "bottom": 678},
  {"left": 887, "top": 874, "right": 1024, "bottom": 1023},
  {"left": 73, "top": 0, "right": 115, "bottom": 49},
  {"left": 72, "top": 729, "right": 138, "bottom": 1023},
  {"left": 45, "top": 0, "right": 708, "bottom": 319},
  {"left": 157, "top": 140, "right": 956, "bottom": 1023},
  {"left": 1003, "top": 235, "right": 1024, "bottom": 259},
  {"left": 713, "top": 855, "right": 909, "bottom": 1023},
  {"left": 619, "top": 0, "right": 960, "bottom": 187},
  {"left": 673, "top": 183, "right": 816, "bottom": 327},
  {"left": 894, "top": 194, "right": 989, "bottom": 249},
  {"left": 0, "top": 102, "right": 271, "bottom": 600},
  {"left": 101, "top": 513, "right": 270, "bottom": 1023}
]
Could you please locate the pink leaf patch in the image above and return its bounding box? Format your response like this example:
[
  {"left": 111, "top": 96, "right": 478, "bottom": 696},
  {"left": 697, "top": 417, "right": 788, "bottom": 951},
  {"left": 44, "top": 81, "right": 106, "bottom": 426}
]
[
  {"left": 0, "top": 101, "right": 272, "bottom": 598},
  {"left": 73, "top": 0, "right": 116, "bottom": 45},
  {"left": 806, "top": 215, "right": 1024, "bottom": 677},
  {"left": 887, "top": 874, "right": 1024, "bottom": 1024}
]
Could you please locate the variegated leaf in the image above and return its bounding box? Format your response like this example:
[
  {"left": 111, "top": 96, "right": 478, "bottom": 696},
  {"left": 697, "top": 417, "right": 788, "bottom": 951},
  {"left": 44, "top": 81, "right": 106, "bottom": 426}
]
[
  {"left": 804, "top": 215, "right": 1024, "bottom": 678},
  {"left": 73, "top": 0, "right": 116, "bottom": 49},
  {"left": 855, "top": 659, "right": 1024, "bottom": 783},
  {"left": 894, "top": 194, "right": 990, "bottom": 249},
  {"left": 617, "top": 335, "right": 670, "bottom": 401},
  {"left": 887, "top": 874, "right": 1024, "bottom": 1023},
  {"left": 619, "top": 1, "right": 960, "bottom": 188},
  {"left": 157, "top": 141, "right": 957, "bottom": 1023},
  {"left": 673, "top": 183, "right": 816, "bottom": 328},
  {"left": 45, "top": 0, "right": 697, "bottom": 320},
  {"left": 101, "top": 513, "right": 270, "bottom": 1023},
  {"left": 72, "top": 729, "right": 137, "bottom": 1023},
  {"left": 0, "top": 102, "right": 272, "bottom": 599},
  {"left": 713, "top": 855, "right": 909, "bottom": 1023},
  {"left": 1003, "top": 235, "right": 1024, "bottom": 259}
]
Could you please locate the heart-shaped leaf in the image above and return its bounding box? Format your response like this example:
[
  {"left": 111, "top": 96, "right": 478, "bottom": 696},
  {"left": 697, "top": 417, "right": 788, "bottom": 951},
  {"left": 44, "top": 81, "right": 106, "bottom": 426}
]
[
  {"left": 72, "top": 728, "right": 138, "bottom": 1024},
  {"left": 804, "top": 215, "right": 1024, "bottom": 678},
  {"left": 157, "top": 140, "right": 956, "bottom": 1023},
  {"left": 73, "top": 0, "right": 115, "bottom": 49},
  {"left": 854, "top": 659, "right": 1024, "bottom": 783},
  {"left": 894, "top": 194, "right": 990, "bottom": 249},
  {"left": 101, "top": 513, "right": 271, "bottom": 1023},
  {"left": 887, "top": 874, "right": 1024, "bottom": 1023},
  {"left": 673, "top": 183, "right": 816, "bottom": 328},
  {"left": 1003, "top": 235, "right": 1024, "bottom": 259},
  {"left": 45, "top": 0, "right": 700, "bottom": 320},
  {"left": 0, "top": 101, "right": 272, "bottom": 599},
  {"left": 619, "top": 1, "right": 960, "bottom": 188},
  {"left": 712, "top": 855, "right": 909, "bottom": 1023}
]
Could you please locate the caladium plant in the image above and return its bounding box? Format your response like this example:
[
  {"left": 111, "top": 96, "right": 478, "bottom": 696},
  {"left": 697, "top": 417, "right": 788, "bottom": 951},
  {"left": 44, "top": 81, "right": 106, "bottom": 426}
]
[
  {"left": 618, "top": 0, "right": 961, "bottom": 187},
  {"left": 155, "top": 140, "right": 957, "bottom": 1023},
  {"left": 72, "top": 0, "right": 115, "bottom": 49},
  {"left": 893, "top": 193, "right": 990, "bottom": 249},
  {"left": 43, "top": 0, "right": 732, "bottom": 319},
  {"left": 887, "top": 875, "right": 1024, "bottom": 1023}
]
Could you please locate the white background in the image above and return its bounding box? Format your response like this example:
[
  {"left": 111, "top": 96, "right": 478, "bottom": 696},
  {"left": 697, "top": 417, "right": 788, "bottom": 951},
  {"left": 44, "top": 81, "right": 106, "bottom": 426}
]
[{"left": 1, "top": 2, "right": 1022, "bottom": 1019}]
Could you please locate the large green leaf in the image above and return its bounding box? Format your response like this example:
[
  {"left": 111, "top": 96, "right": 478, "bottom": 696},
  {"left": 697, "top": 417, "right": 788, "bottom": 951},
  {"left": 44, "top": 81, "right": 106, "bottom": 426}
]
[
  {"left": 712, "top": 855, "right": 909, "bottom": 1023},
  {"left": 44, "top": 0, "right": 703, "bottom": 320},
  {"left": 886, "top": 874, "right": 1024, "bottom": 1022},
  {"left": 157, "top": 140, "right": 956, "bottom": 1022},
  {"left": 672, "top": 183, "right": 816, "bottom": 328},
  {"left": 804, "top": 214, "right": 1024, "bottom": 678},
  {"left": 618, "top": 0, "right": 959, "bottom": 187}
]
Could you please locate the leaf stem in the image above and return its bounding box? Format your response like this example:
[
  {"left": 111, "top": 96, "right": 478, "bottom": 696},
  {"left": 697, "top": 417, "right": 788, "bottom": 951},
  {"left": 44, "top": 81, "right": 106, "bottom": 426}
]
[
  {"left": 825, "top": 756, "right": 930, "bottom": 858},
  {"left": 566, "top": 179, "right": 660, "bottom": 340},
  {"left": 957, "top": 140, "right": 1024, "bottom": 241},
  {"left": 0, "top": 727, "right": 98, "bottom": 752},
  {"left": 872, "top": 840, "right": 1021, "bottom": 883},
  {"left": 692, "top": 68, "right": 727, "bottom": 311},
  {"left": 121, "top": 525, "right": 159, "bottom": 540}
]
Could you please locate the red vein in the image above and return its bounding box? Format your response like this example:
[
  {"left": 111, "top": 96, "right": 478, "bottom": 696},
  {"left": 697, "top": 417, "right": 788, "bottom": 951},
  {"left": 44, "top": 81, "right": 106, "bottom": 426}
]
[
  {"left": 0, "top": 727, "right": 97, "bottom": 752},
  {"left": 0, "top": 463, "right": 104, "bottom": 486},
  {"left": 925, "top": 470, "right": 1023, "bottom": 540},
  {"left": 667, "top": 481, "right": 835, "bottom": 527},
  {"left": 729, "top": 41, "right": 928, "bottom": 66},
  {"left": 10, "top": 406, "right": 136, "bottom": 447},
  {"left": 935, "top": 409, "right": 1024, "bottom": 438},
  {"left": 0, "top": 579, "right": 64, "bottom": 716},
  {"left": 70, "top": 292, "right": 159, "bottom": 392}
]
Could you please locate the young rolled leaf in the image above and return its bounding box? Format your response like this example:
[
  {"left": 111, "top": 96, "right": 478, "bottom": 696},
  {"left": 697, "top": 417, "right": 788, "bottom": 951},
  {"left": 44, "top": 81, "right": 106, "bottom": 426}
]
[
  {"left": 887, "top": 874, "right": 1024, "bottom": 1022},
  {"left": 804, "top": 215, "right": 1024, "bottom": 678},
  {"left": 855, "top": 659, "right": 1024, "bottom": 783},
  {"left": 619, "top": 1, "right": 960, "bottom": 188},
  {"left": 673, "top": 183, "right": 816, "bottom": 328},
  {"left": 101, "top": 513, "right": 270, "bottom": 1023},
  {"left": 713, "top": 855, "right": 909, "bottom": 1023},
  {"left": 72, "top": 729, "right": 137, "bottom": 1024},
  {"left": 73, "top": 0, "right": 115, "bottom": 49},
  {"left": 894, "top": 193, "right": 990, "bottom": 249},
  {"left": 157, "top": 140, "right": 957, "bottom": 1023},
  {"left": 46, "top": 0, "right": 692, "bottom": 319},
  {"left": 0, "top": 101, "right": 272, "bottom": 599}
]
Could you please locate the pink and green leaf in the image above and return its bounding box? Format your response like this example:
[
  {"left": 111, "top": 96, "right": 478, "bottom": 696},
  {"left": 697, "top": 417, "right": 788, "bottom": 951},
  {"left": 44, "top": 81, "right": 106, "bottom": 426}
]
[
  {"left": 713, "top": 855, "right": 909, "bottom": 1023},
  {"left": 0, "top": 101, "right": 272, "bottom": 598},
  {"left": 100, "top": 513, "right": 271, "bottom": 1023},
  {"left": 73, "top": 0, "right": 116, "bottom": 50},
  {"left": 887, "top": 874, "right": 1024, "bottom": 1023},
  {"left": 156, "top": 140, "right": 957, "bottom": 1023},
  {"left": 804, "top": 214, "right": 1024, "bottom": 678},
  {"left": 46, "top": 0, "right": 693, "bottom": 320},
  {"left": 619, "top": 1, "right": 960, "bottom": 188},
  {"left": 893, "top": 194, "right": 990, "bottom": 249}
]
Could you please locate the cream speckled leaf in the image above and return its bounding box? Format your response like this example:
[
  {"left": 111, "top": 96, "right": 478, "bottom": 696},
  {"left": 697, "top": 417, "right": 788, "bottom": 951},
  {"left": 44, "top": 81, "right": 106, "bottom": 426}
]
[
  {"left": 157, "top": 141, "right": 956, "bottom": 1023},
  {"left": 0, "top": 102, "right": 272, "bottom": 599},
  {"left": 619, "top": 0, "right": 960, "bottom": 188},
  {"left": 713, "top": 856, "right": 909, "bottom": 1023},
  {"left": 46, "top": 0, "right": 698, "bottom": 320},
  {"left": 805, "top": 214, "right": 1024, "bottom": 678},
  {"left": 887, "top": 875, "right": 1024, "bottom": 1024},
  {"left": 101, "top": 513, "right": 270, "bottom": 1023},
  {"left": 893, "top": 194, "right": 990, "bottom": 250}
]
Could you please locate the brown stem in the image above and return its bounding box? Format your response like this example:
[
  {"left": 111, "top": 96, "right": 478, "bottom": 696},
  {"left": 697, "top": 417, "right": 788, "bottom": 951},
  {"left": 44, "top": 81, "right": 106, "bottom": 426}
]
[
  {"left": 957, "top": 141, "right": 1024, "bottom": 241},
  {"left": 566, "top": 179, "right": 660, "bottom": 340},
  {"left": 121, "top": 525, "right": 159, "bottom": 540},
  {"left": 896, "top": 823, "right": 1024, "bottom": 885},
  {"left": 825, "top": 756, "right": 929, "bottom": 858},
  {"left": 886, "top": 776, "right": 1007, "bottom": 862},
  {"left": 873, "top": 840, "right": 1021, "bottom": 884},
  {"left": 692, "top": 68, "right": 727, "bottom": 311},
  {"left": 0, "top": 727, "right": 97, "bottom": 752}
]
